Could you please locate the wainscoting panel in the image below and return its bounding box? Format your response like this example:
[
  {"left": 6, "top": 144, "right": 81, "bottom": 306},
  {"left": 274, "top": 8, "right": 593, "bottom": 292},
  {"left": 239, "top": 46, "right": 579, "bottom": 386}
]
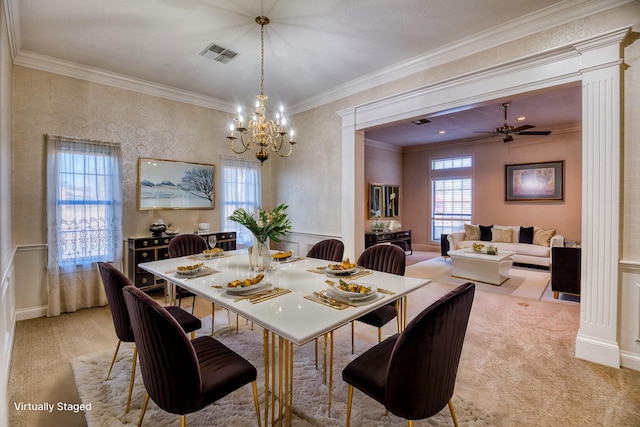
[
  {"left": 620, "top": 261, "right": 640, "bottom": 371},
  {"left": 1, "top": 248, "right": 16, "bottom": 427},
  {"left": 14, "top": 244, "right": 48, "bottom": 320},
  {"left": 271, "top": 232, "right": 342, "bottom": 259}
]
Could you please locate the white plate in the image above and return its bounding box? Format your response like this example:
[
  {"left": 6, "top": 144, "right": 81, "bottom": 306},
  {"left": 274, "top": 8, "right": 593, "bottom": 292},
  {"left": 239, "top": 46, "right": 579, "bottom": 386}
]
[
  {"left": 175, "top": 266, "right": 203, "bottom": 276},
  {"left": 330, "top": 282, "right": 377, "bottom": 300},
  {"left": 225, "top": 280, "right": 269, "bottom": 295},
  {"left": 324, "top": 266, "right": 357, "bottom": 276}
]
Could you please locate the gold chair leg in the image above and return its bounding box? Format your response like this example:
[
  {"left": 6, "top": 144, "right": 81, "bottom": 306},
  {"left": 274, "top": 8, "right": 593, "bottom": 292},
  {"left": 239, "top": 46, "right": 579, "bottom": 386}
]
[
  {"left": 377, "top": 327, "right": 382, "bottom": 343},
  {"left": 314, "top": 337, "right": 318, "bottom": 369},
  {"left": 180, "top": 414, "right": 186, "bottom": 427},
  {"left": 346, "top": 385, "right": 353, "bottom": 427},
  {"left": 106, "top": 340, "right": 121, "bottom": 380},
  {"left": 351, "top": 321, "right": 355, "bottom": 354},
  {"left": 211, "top": 303, "right": 215, "bottom": 335},
  {"left": 448, "top": 399, "right": 459, "bottom": 427},
  {"left": 137, "top": 393, "right": 149, "bottom": 427},
  {"left": 125, "top": 345, "right": 137, "bottom": 414},
  {"left": 251, "top": 380, "right": 261, "bottom": 427},
  {"left": 191, "top": 330, "right": 195, "bottom": 340},
  {"left": 407, "top": 420, "right": 413, "bottom": 427}
]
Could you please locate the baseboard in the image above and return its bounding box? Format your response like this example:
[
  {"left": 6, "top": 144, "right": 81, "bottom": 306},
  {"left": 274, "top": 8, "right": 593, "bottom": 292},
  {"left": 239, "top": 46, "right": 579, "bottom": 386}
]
[
  {"left": 621, "top": 350, "right": 640, "bottom": 371},
  {"left": 575, "top": 331, "right": 621, "bottom": 368},
  {"left": 15, "top": 305, "right": 48, "bottom": 321}
]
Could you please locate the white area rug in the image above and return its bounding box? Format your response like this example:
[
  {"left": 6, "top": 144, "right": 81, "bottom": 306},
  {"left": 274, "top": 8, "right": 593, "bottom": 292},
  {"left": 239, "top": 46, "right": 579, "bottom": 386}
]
[
  {"left": 406, "top": 257, "right": 551, "bottom": 301},
  {"left": 71, "top": 314, "right": 497, "bottom": 426}
]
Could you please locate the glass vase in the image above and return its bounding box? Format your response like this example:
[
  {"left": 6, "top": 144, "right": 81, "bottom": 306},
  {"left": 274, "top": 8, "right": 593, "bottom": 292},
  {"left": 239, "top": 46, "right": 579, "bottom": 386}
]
[{"left": 249, "top": 236, "right": 270, "bottom": 271}]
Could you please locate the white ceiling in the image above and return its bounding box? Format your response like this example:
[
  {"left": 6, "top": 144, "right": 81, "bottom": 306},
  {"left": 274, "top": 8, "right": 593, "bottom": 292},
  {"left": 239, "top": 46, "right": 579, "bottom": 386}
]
[{"left": 8, "top": 0, "right": 604, "bottom": 145}]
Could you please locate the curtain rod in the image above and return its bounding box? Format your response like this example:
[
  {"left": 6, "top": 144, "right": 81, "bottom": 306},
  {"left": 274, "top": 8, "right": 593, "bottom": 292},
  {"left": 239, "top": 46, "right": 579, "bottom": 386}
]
[
  {"left": 219, "top": 154, "right": 260, "bottom": 164},
  {"left": 46, "top": 134, "right": 121, "bottom": 147}
]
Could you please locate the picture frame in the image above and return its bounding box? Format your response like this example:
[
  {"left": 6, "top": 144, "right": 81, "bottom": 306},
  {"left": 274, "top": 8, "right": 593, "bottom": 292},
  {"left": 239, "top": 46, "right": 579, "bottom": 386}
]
[
  {"left": 138, "top": 158, "right": 215, "bottom": 210},
  {"left": 505, "top": 161, "right": 564, "bottom": 201}
]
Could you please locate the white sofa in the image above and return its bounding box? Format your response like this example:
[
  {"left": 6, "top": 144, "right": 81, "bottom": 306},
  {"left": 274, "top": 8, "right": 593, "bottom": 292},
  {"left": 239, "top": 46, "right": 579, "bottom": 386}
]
[{"left": 446, "top": 225, "right": 564, "bottom": 268}]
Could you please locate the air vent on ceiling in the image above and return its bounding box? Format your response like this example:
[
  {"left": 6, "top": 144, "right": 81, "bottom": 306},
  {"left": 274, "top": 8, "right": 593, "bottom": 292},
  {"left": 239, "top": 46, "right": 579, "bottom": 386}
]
[
  {"left": 200, "top": 43, "right": 238, "bottom": 64},
  {"left": 412, "top": 118, "right": 431, "bottom": 125}
]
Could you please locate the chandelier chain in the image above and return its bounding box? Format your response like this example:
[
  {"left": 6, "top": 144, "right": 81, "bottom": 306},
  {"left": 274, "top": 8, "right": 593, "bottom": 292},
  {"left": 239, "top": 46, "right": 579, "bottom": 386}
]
[{"left": 260, "top": 21, "right": 265, "bottom": 97}]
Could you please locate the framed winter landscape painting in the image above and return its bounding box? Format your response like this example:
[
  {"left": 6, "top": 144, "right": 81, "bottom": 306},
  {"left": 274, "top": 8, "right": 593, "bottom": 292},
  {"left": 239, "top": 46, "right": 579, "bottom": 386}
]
[{"left": 138, "top": 158, "right": 215, "bottom": 210}]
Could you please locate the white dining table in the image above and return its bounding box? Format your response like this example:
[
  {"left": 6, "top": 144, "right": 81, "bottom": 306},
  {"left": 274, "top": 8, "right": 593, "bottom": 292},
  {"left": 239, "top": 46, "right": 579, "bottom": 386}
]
[{"left": 138, "top": 249, "right": 430, "bottom": 426}]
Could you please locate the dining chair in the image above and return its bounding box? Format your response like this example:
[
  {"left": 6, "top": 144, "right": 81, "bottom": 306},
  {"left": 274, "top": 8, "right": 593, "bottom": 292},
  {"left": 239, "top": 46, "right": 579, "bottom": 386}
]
[
  {"left": 122, "top": 285, "right": 261, "bottom": 427},
  {"left": 342, "top": 282, "right": 475, "bottom": 427},
  {"left": 306, "top": 239, "right": 345, "bottom": 369},
  {"left": 307, "top": 239, "right": 344, "bottom": 263},
  {"left": 97, "top": 262, "right": 201, "bottom": 414},
  {"left": 167, "top": 234, "right": 209, "bottom": 312},
  {"left": 168, "top": 233, "right": 236, "bottom": 334},
  {"left": 352, "top": 243, "right": 406, "bottom": 353}
]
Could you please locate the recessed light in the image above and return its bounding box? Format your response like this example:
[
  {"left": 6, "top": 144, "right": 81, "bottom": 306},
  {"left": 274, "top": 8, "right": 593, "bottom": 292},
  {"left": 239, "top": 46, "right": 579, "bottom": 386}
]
[
  {"left": 438, "top": 130, "right": 446, "bottom": 134},
  {"left": 517, "top": 116, "right": 526, "bottom": 121}
]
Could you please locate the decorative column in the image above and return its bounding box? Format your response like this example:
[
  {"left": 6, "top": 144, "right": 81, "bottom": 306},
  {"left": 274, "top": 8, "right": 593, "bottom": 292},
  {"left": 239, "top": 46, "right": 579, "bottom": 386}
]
[{"left": 574, "top": 28, "right": 629, "bottom": 368}]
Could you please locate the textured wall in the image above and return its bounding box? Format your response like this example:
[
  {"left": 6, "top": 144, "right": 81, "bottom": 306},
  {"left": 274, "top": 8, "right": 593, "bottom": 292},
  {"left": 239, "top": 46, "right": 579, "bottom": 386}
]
[{"left": 11, "top": 67, "right": 274, "bottom": 243}]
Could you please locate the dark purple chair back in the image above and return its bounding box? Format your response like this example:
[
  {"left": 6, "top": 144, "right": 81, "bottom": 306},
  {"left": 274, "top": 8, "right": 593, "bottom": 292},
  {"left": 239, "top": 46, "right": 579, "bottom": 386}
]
[
  {"left": 168, "top": 234, "right": 208, "bottom": 258},
  {"left": 307, "top": 239, "right": 345, "bottom": 262},
  {"left": 357, "top": 244, "right": 406, "bottom": 276},
  {"left": 385, "top": 282, "right": 475, "bottom": 419},
  {"left": 122, "top": 285, "right": 202, "bottom": 415},
  {"left": 97, "top": 262, "right": 135, "bottom": 342}
]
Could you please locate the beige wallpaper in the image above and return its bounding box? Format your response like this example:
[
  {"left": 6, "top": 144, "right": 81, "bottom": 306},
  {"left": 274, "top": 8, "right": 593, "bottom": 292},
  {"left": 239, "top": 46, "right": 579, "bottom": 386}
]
[{"left": 11, "top": 67, "right": 276, "bottom": 244}]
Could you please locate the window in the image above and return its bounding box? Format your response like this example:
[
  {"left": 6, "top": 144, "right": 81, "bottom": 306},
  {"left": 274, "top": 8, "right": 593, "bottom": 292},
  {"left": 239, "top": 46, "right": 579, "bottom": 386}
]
[
  {"left": 47, "top": 135, "right": 123, "bottom": 268},
  {"left": 219, "top": 158, "right": 262, "bottom": 247},
  {"left": 431, "top": 156, "right": 472, "bottom": 240}
]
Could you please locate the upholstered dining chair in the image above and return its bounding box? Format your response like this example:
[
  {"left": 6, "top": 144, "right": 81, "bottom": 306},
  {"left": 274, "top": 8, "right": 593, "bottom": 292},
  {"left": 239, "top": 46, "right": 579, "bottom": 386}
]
[
  {"left": 352, "top": 243, "right": 406, "bottom": 353},
  {"left": 97, "top": 262, "right": 201, "bottom": 414},
  {"left": 307, "top": 238, "right": 344, "bottom": 263},
  {"left": 306, "top": 239, "right": 345, "bottom": 368},
  {"left": 122, "top": 285, "right": 261, "bottom": 427},
  {"left": 167, "top": 234, "right": 209, "bottom": 312},
  {"left": 168, "top": 233, "right": 235, "bottom": 334},
  {"left": 342, "top": 282, "right": 475, "bottom": 427}
]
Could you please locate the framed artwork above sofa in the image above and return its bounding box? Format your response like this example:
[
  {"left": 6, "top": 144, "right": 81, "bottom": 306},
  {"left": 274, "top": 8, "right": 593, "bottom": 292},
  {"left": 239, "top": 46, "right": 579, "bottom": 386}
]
[{"left": 505, "top": 160, "right": 564, "bottom": 201}]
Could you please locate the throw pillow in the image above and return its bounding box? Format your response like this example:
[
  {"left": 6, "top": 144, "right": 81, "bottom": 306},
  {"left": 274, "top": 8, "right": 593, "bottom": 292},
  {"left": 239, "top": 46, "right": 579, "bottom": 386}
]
[
  {"left": 463, "top": 224, "right": 480, "bottom": 241},
  {"left": 519, "top": 226, "right": 534, "bottom": 244},
  {"left": 492, "top": 227, "right": 513, "bottom": 243},
  {"left": 533, "top": 228, "right": 556, "bottom": 246},
  {"left": 479, "top": 225, "right": 493, "bottom": 242}
]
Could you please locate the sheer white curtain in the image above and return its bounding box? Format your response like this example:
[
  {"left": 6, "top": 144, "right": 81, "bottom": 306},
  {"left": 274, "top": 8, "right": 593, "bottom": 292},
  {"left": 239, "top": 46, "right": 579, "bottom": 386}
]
[
  {"left": 219, "top": 157, "right": 262, "bottom": 247},
  {"left": 46, "top": 135, "right": 123, "bottom": 316}
]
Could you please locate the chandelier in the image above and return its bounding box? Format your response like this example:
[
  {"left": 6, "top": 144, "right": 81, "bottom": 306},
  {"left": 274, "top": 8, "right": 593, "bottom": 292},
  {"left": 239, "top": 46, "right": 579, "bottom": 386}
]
[{"left": 227, "top": 16, "right": 296, "bottom": 164}]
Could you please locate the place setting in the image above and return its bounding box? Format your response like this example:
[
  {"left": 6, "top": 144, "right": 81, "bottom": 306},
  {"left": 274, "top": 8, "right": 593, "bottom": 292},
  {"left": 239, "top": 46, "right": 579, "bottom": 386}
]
[
  {"left": 210, "top": 272, "right": 291, "bottom": 304},
  {"left": 169, "top": 262, "right": 219, "bottom": 279},
  {"left": 307, "top": 258, "right": 374, "bottom": 280}
]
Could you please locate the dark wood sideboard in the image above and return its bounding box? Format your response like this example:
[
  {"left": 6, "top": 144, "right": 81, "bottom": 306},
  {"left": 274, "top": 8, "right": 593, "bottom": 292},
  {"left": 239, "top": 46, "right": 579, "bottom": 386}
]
[
  {"left": 127, "top": 231, "right": 236, "bottom": 292},
  {"left": 364, "top": 230, "right": 412, "bottom": 255}
]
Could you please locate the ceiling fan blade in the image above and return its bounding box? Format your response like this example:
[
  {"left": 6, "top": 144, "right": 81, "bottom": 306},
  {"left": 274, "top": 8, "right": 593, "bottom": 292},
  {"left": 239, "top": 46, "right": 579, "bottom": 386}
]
[
  {"left": 512, "top": 124, "right": 534, "bottom": 133},
  {"left": 517, "top": 130, "right": 552, "bottom": 135},
  {"left": 503, "top": 135, "right": 513, "bottom": 143}
]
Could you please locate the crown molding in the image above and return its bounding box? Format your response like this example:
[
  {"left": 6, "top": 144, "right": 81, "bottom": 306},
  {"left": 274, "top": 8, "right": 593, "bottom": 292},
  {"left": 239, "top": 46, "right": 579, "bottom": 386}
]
[
  {"left": 364, "top": 138, "right": 403, "bottom": 153},
  {"left": 13, "top": 50, "right": 236, "bottom": 113},
  {"left": 290, "top": 0, "right": 633, "bottom": 114},
  {"left": 6, "top": 0, "right": 632, "bottom": 114}
]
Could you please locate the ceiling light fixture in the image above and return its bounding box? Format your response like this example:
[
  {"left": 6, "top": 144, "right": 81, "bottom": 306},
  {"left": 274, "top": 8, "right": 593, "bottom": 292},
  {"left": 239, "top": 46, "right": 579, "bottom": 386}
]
[{"left": 227, "top": 16, "right": 296, "bottom": 164}]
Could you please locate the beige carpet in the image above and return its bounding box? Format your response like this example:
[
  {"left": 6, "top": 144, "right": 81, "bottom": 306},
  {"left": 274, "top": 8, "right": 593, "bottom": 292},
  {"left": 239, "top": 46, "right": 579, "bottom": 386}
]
[
  {"left": 71, "top": 315, "right": 497, "bottom": 426},
  {"left": 406, "top": 257, "right": 551, "bottom": 301}
]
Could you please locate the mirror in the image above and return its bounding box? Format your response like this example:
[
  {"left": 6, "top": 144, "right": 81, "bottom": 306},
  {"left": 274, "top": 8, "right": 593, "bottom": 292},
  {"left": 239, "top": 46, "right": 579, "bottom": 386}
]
[{"left": 369, "top": 184, "right": 400, "bottom": 219}]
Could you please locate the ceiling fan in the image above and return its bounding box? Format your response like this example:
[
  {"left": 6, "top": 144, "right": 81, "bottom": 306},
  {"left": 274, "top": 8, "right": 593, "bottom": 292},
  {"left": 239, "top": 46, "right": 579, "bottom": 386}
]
[{"left": 478, "top": 102, "right": 552, "bottom": 142}]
